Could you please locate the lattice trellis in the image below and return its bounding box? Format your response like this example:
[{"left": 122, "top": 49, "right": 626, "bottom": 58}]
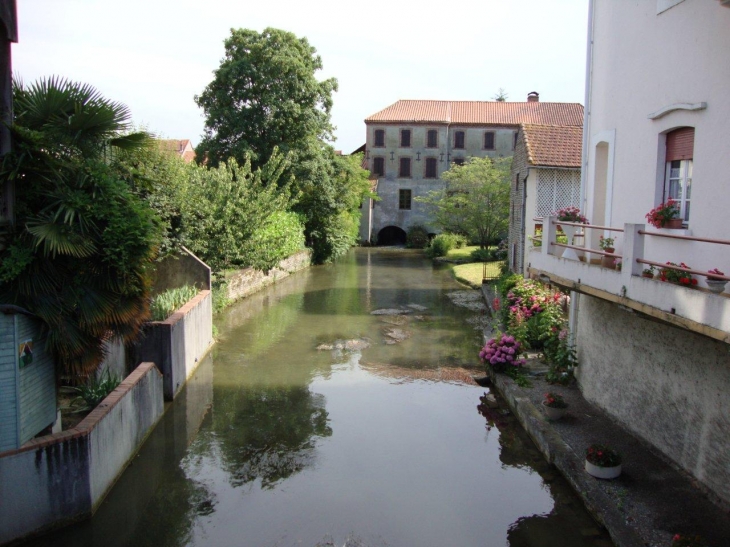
[{"left": 536, "top": 169, "right": 581, "bottom": 217}]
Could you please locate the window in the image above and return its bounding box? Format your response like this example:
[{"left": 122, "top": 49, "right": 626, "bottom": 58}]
[
  {"left": 374, "top": 129, "right": 385, "bottom": 147},
  {"left": 454, "top": 131, "right": 465, "bottom": 149},
  {"left": 373, "top": 156, "right": 385, "bottom": 177},
  {"left": 663, "top": 127, "right": 694, "bottom": 222},
  {"left": 452, "top": 157, "right": 465, "bottom": 167},
  {"left": 425, "top": 157, "right": 438, "bottom": 178},
  {"left": 484, "top": 131, "right": 495, "bottom": 150},
  {"left": 400, "top": 129, "right": 411, "bottom": 147},
  {"left": 513, "top": 132, "right": 519, "bottom": 150},
  {"left": 399, "top": 189, "right": 412, "bottom": 210},
  {"left": 427, "top": 129, "right": 438, "bottom": 148},
  {"left": 399, "top": 157, "right": 411, "bottom": 178}
]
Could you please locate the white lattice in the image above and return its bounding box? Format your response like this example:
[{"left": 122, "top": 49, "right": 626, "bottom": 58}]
[{"left": 536, "top": 170, "right": 580, "bottom": 217}]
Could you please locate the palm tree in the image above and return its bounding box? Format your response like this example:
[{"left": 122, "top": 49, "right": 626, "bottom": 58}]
[{"left": 0, "top": 77, "right": 159, "bottom": 377}]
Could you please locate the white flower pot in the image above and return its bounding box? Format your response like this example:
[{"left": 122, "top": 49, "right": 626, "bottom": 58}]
[
  {"left": 585, "top": 460, "right": 622, "bottom": 479},
  {"left": 560, "top": 225, "right": 580, "bottom": 261},
  {"left": 706, "top": 279, "right": 727, "bottom": 294},
  {"left": 542, "top": 401, "right": 567, "bottom": 421}
]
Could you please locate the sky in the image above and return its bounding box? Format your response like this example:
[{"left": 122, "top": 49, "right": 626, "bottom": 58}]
[{"left": 13, "top": 0, "right": 590, "bottom": 154}]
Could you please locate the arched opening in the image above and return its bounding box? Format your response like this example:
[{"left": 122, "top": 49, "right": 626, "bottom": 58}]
[{"left": 377, "top": 226, "right": 407, "bottom": 246}]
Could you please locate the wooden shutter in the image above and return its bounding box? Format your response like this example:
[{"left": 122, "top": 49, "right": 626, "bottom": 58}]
[{"left": 666, "top": 127, "right": 694, "bottom": 161}]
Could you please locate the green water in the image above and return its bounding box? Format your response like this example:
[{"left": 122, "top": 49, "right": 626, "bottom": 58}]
[{"left": 28, "top": 249, "right": 612, "bottom": 547}]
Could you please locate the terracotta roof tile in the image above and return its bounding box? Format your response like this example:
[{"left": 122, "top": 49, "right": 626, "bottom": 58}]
[
  {"left": 521, "top": 124, "right": 583, "bottom": 168},
  {"left": 365, "top": 100, "right": 583, "bottom": 127}
]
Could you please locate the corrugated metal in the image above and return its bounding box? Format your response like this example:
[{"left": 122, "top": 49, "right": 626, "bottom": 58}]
[
  {"left": 666, "top": 127, "right": 694, "bottom": 161},
  {"left": 366, "top": 100, "right": 583, "bottom": 127}
]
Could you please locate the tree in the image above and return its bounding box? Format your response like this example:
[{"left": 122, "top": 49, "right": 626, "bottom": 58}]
[
  {"left": 492, "top": 88, "right": 508, "bottom": 102},
  {"left": 194, "top": 28, "right": 338, "bottom": 168},
  {"left": 416, "top": 157, "right": 511, "bottom": 249},
  {"left": 0, "top": 77, "right": 159, "bottom": 377}
]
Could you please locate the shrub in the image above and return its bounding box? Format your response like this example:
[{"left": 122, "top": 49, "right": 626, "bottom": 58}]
[
  {"left": 452, "top": 234, "right": 468, "bottom": 248},
  {"left": 150, "top": 285, "right": 199, "bottom": 321},
  {"left": 425, "top": 233, "right": 455, "bottom": 258},
  {"left": 71, "top": 370, "right": 121, "bottom": 411},
  {"left": 479, "top": 333, "right": 526, "bottom": 373},
  {"left": 470, "top": 248, "right": 493, "bottom": 262},
  {"left": 406, "top": 225, "right": 430, "bottom": 248}
]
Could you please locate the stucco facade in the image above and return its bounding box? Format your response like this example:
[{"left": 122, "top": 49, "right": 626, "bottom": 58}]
[
  {"left": 529, "top": 0, "right": 730, "bottom": 505},
  {"left": 361, "top": 98, "right": 583, "bottom": 244}
]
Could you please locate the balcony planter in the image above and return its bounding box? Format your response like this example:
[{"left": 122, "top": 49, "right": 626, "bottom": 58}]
[
  {"left": 601, "top": 248, "right": 615, "bottom": 269},
  {"left": 706, "top": 279, "right": 727, "bottom": 294},
  {"left": 662, "top": 218, "right": 684, "bottom": 229}
]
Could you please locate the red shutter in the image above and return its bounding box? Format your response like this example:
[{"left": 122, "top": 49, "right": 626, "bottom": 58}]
[{"left": 666, "top": 128, "right": 694, "bottom": 161}]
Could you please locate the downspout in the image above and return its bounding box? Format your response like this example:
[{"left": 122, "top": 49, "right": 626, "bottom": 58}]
[{"left": 570, "top": 0, "right": 595, "bottom": 348}]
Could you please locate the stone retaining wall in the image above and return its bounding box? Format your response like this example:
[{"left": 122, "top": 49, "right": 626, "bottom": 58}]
[
  {"left": 0, "top": 363, "right": 164, "bottom": 545},
  {"left": 225, "top": 249, "right": 312, "bottom": 302}
]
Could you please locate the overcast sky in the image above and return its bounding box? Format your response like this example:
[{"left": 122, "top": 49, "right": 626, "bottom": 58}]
[{"left": 14, "top": 0, "right": 589, "bottom": 154}]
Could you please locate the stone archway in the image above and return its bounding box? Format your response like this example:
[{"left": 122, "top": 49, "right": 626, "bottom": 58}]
[{"left": 377, "top": 226, "right": 407, "bottom": 246}]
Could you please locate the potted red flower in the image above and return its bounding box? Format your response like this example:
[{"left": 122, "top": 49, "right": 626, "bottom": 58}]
[
  {"left": 705, "top": 268, "right": 727, "bottom": 294},
  {"left": 542, "top": 392, "right": 568, "bottom": 421},
  {"left": 645, "top": 199, "right": 682, "bottom": 229},
  {"left": 585, "top": 443, "right": 622, "bottom": 479},
  {"left": 659, "top": 262, "right": 697, "bottom": 287}
]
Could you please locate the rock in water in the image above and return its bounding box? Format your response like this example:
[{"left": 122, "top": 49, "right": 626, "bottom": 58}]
[{"left": 371, "top": 308, "right": 412, "bottom": 315}]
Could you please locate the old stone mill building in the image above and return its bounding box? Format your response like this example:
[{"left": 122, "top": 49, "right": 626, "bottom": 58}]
[{"left": 359, "top": 95, "right": 583, "bottom": 244}]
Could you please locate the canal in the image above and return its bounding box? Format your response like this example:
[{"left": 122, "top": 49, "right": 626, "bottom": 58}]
[{"left": 28, "top": 249, "right": 612, "bottom": 547}]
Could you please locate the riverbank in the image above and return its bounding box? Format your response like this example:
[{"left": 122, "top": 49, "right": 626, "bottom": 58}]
[{"left": 480, "top": 285, "right": 730, "bottom": 547}]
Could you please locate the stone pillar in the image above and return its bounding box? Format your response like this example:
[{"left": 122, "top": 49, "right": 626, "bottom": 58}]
[
  {"left": 542, "top": 215, "right": 558, "bottom": 257},
  {"left": 621, "top": 223, "right": 646, "bottom": 285}
]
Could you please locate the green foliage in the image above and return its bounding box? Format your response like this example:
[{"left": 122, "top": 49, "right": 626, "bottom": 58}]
[
  {"left": 211, "top": 280, "right": 231, "bottom": 315},
  {"left": 71, "top": 370, "right": 121, "bottom": 411},
  {"left": 292, "top": 146, "right": 371, "bottom": 264},
  {"left": 406, "top": 225, "right": 430, "bottom": 249},
  {"left": 150, "top": 285, "right": 199, "bottom": 321},
  {"left": 1, "top": 77, "right": 159, "bottom": 376},
  {"left": 425, "top": 233, "right": 455, "bottom": 258},
  {"left": 452, "top": 234, "right": 468, "bottom": 249},
  {"left": 195, "top": 28, "right": 337, "bottom": 169},
  {"left": 470, "top": 247, "right": 493, "bottom": 262},
  {"left": 416, "top": 157, "right": 511, "bottom": 249}
]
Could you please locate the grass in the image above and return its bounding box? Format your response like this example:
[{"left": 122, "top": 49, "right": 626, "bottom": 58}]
[
  {"left": 445, "top": 245, "right": 482, "bottom": 260},
  {"left": 452, "top": 261, "right": 504, "bottom": 288},
  {"left": 150, "top": 285, "right": 199, "bottom": 321}
]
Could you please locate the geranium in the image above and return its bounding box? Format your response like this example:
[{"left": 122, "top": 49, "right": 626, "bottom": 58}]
[
  {"left": 543, "top": 392, "right": 567, "bottom": 409},
  {"left": 645, "top": 199, "right": 680, "bottom": 228},
  {"left": 479, "top": 333, "right": 526, "bottom": 373},
  {"left": 553, "top": 206, "right": 588, "bottom": 224},
  {"left": 598, "top": 236, "right": 614, "bottom": 250},
  {"left": 707, "top": 268, "right": 725, "bottom": 281},
  {"left": 585, "top": 443, "right": 622, "bottom": 468},
  {"left": 659, "top": 262, "right": 697, "bottom": 286}
]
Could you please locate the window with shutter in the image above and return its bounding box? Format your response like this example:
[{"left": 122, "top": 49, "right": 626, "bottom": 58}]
[
  {"left": 374, "top": 129, "right": 385, "bottom": 147},
  {"left": 425, "top": 158, "right": 438, "bottom": 178},
  {"left": 427, "top": 129, "right": 438, "bottom": 148},
  {"left": 400, "top": 129, "right": 411, "bottom": 147},
  {"left": 399, "top": 157, "right": 411, "bottom": 178},
  {"left": 663, "top": 127, "right": 694, "bottom": 222},
  {"left": 454, "top": 131, "right": 465, "bottom": 149},
  {"left": 373, "top": 157, "right": 385, "bottom": 177},
  {"left": 399, "top": 189, "right": 412, "bottom": 210},
  {"left": 484, "top": 131, "right": 495, "bottom": 150}
]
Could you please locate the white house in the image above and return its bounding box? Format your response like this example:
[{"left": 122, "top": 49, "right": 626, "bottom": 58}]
[{"left": 528, "top": 0, "right": 730, "bottom": 506}]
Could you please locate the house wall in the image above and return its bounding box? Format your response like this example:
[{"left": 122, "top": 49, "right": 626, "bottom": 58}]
[
  {"left": 0, "top": 314, "right": 18, "bottom": 452},
  {"left": 138, "top": 290, "right": 213, "bottom": 400},
  {"left": 585, "top": 0, "right": 730, "bottom": 276},
  {"left": 576, "top": 295, "right": 730, "bottom": 504},
  {"left": 508, "top": 132, "right": 529, "bottom": 272},
  {"left": 0, "top": 363, "right": 163, "bottom": 545},
  {"left": 365, "top": 123, "right": 517, "bottom": 238}
]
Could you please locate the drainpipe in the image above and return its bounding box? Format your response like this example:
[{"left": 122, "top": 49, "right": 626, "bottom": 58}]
[{"left": 570, "top": 0, "right": 595, "bottom": 347}]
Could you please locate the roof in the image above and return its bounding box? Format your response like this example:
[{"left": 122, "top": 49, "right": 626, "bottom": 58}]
[
  {"left": 521, "top": 124, "right": 583, "bottom": 168},
  {"left": 158, "top": 139, "right": 196, "bottom": 163},
  {"left": 365, "top": 100, "right": 583, "bottom": 127}
]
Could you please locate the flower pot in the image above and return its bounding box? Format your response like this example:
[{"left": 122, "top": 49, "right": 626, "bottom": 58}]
[
  {"left": 661, "top": 218, "right": 683, "bottom": 229},
  {"left": 706, "top": 279, "right": 727, "bottom": 294},
  {"left": 642, "top": 272, "right": 654, "bottom": 279},
  {"left": 560, "top": 225, "right": 580, "bottom": 261},
  {"left": 585, "top": 460, "right": 622, "bottom": 479},
  {"left": 600, "top": 249, "right": 615, "bottom": 269},
  {"left": 542, "top": 401, "right": 567, "bottom": 421}
]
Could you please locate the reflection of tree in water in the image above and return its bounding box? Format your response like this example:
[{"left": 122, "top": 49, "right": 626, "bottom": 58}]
[
  {"left": 477, "top": 392, "right": 613, "bottom": 547},
  {"left": 211, "top": 385, "right": 332, "bottom": 489}
]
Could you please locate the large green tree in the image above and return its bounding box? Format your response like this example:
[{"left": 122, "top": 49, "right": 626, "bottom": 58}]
[
  {"left": 194, "top": 28, "right": 337, "bottom": 168},
  {"left": 417, "top": 157, "right": 511, "bottom": 248},
  {"left": 0, "top": 77, "right": 159, "bottom": 376}
]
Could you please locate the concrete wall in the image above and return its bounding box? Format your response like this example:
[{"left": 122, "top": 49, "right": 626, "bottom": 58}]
[
  {"left": 225, "top": 249, "right": 312, "bottom": 302},
  {"left": 364, "top": 122, "right": 517, "bottom": 238},
  {"left": 576, "top": 295, "right": 730, "bottom": 505},
  {"left": 138, "top": 290, "right": 213, "bottom": 401},
  {"left": 98, "top": 336, "right": 127, "bottom": 380},
  {"left": 0, "top": 363, "right": 163, "bottom": 545},
  {"left": 584, "top": 0, "right": 730, "bottom": 271},
  {"left": 151, "top": 246, "right": 212, "bottom": 295}
]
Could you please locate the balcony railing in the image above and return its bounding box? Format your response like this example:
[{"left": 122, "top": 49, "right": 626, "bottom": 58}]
[{"left": 527, "top": 216, "right": 730, "bottom": 342}]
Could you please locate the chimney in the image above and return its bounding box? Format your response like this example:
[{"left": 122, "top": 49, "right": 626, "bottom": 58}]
[{"left": 527, "top": 91, "right": 539, "bottom": 102}]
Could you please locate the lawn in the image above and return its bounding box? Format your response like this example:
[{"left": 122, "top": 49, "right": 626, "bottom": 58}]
[{"left": 452, "top": 261, "right": 504, "bottom": 288}]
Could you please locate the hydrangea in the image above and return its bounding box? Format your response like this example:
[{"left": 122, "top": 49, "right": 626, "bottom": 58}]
[{"left": 479, "top": 334, "right": 526, "bottom": 373}]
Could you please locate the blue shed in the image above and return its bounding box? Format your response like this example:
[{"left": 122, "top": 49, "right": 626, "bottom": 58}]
[{"left": 0, "top": 307, "right": 57, "bottom": 452}]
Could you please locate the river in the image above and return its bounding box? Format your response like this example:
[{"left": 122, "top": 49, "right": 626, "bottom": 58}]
[{"left": 27, "top": 249, "right": 612, "bottom": 547}]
